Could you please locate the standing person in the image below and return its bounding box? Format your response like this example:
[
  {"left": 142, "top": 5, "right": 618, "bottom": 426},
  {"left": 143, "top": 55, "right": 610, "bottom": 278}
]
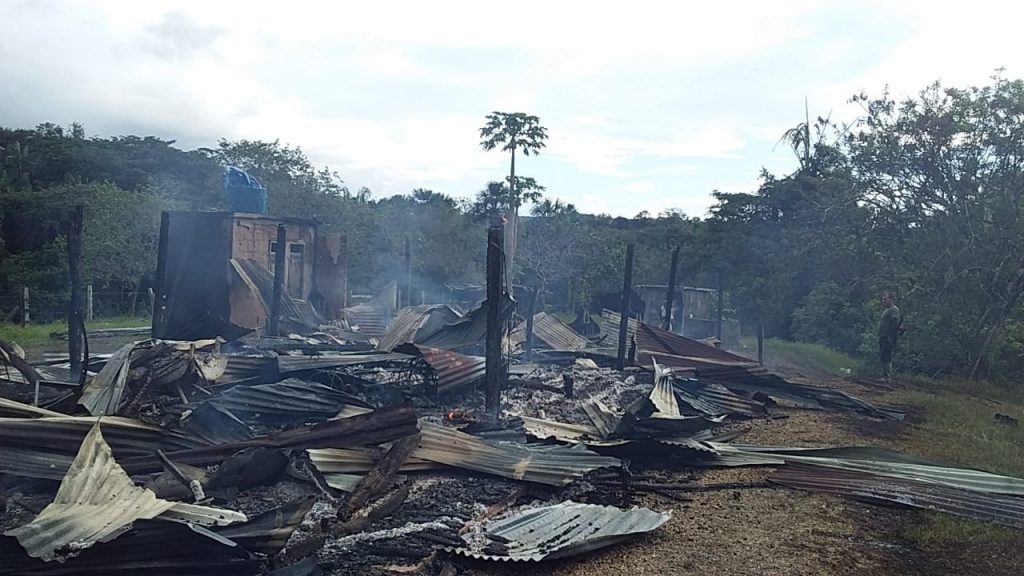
[{"left": 878, "top": 292, "right": 903, "bottom": 382}]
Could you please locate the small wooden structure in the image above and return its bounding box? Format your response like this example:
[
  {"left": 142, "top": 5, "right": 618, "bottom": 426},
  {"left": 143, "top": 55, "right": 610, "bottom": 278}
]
[{"left": 152, "top": 211, "right": 347, "bottom": 340}]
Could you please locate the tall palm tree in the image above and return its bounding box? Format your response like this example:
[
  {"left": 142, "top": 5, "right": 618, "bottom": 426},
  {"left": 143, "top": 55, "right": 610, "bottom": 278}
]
[{"left": 479, "top": 112, "right": 548, "bottom": 273}]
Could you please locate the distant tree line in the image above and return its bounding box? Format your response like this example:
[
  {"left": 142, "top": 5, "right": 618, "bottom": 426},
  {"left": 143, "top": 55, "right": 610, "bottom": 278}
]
[{"left": 3, "top": 75, "right": 1024, "bottom": 381}]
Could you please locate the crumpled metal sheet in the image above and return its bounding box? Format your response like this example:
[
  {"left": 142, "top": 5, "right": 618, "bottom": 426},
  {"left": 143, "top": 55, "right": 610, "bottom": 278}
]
[
  {"left": 4, "top": 422, "right": 245, "bottom": 562},
  {"left": 416, "top": 295, "right": 515, "bottom": 351},
  {"left": 517, "top": 415, "right": 629, "bottom": 447},
  {"left": 416, "top": 422, "right": 620, "bottom": 486},
  {"left": 310, "top": 421, "right": 621, "bottom": 487},
  {"left": 375, "top": 305, "right": 463, "bottom": 352},
  {"left": 771, "top": 463, "right": 1024, "bottom": 530},
  {"left": 0, "top": 397, "right": 66, "bottom": 418},
  {"left": 510, "top": 312, "right": 589, "bottom": 352},
  {"left": 78, "top": 340, "right": 221, "bottom": 416},
  {"left": 600, "top": 310, "right": 750, "bottom": 364},
  {"left": 673, "top": 379, "right": 766, "bottom": 417},
  {"left": 650, "top": 360, "right": 680, "bottom": 417},
  {"left": 0, "top": 415, "right": 207, "bottom": 480},
  {"left": 448, "top": 501, "right": 670, "bottom": 561},
  {"left": 200, "top": 378, "right": 370, "bottom": 425},
  {"left": 397, "top": 344, "right": 485, "bottom": 394},
  {"left": 276, "top": 352, "right": 412, "bottom": 375}
]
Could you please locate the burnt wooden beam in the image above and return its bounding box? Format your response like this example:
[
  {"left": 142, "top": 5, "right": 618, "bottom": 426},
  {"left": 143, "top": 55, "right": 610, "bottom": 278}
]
[{"left": 616, "top": 244, "right": 635, "bottom": 370}]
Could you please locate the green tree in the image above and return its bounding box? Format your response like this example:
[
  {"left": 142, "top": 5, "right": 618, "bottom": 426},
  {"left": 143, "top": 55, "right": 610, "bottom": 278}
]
[{"left": 479, "top": 112, "right": 549, "bottom": 270}]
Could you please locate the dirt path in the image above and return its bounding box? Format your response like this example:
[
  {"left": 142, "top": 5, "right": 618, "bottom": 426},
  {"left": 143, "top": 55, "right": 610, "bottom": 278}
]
[{"left": 464, "top": 370, "right": 1022, "bottom": 576}]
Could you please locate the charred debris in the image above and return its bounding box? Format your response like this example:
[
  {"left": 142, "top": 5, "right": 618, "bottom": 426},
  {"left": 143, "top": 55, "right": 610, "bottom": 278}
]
[{"left": 2, "top": 292, "right": 1024, "bottom": 575}]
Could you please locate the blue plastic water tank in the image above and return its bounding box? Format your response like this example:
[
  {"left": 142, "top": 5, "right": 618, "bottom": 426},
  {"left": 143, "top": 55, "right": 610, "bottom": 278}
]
[{"left": 224, "top": 167, "right": 267, "bottom": 214}]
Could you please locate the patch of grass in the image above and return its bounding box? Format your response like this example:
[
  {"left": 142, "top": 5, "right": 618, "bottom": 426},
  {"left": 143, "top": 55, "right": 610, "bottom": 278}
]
[
  {"left": 889, "top": 387, "right": 1024, "bottom": 478},
  {"left": 0, "top": 316, "right": 149, "bottom": 349},
  {"left": 900, "top": 513, "right": 1024, "bottom": 547},
  {"left": 740, "top": 336, "right": 861, "bottom": 377}
]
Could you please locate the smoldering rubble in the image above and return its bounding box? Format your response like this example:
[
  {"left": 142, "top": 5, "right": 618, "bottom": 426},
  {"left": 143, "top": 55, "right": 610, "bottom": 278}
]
[{"left": 1, "top": 305, "right": 1022, "bottom": 576}]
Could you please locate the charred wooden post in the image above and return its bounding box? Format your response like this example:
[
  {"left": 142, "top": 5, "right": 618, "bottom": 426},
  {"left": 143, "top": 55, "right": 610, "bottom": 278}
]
[
  {"left": 151, "top": 211, "right": 170, "bottom": 335},
  {"left": 758, "top": 321, "right": 765, "bottom": 366},
  {"left": 403, "top": 236, "right": 412, "bottom": 307},
  {"left": 67, "top": 205, "right": 85, "bottom": 382},
  {"left": 524, "top": 286, "right": 538, "bottom": 361},
  {"left": 562, "top": 373, "right": 574, "bottom": 398},
  {"left": 616, "top": 244, "right": 635, "bottom": 370},
  {"left": 664, "top": 246, "right": 680, "bottom": 331},
  {"left": 716, "top": 269, "right": 725, "bottom": 341},
  {"left": 268, "top": 223, "right": 288, "bottom": 336},
  {"left": 485, "top": 217, "right": 506, "bottom": 420}
]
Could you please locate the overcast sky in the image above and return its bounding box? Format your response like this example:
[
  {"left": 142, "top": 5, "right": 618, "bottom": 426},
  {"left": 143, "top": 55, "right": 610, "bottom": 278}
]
[{"left": 2, "top": 0, "right": 1021, "bottom": 217}]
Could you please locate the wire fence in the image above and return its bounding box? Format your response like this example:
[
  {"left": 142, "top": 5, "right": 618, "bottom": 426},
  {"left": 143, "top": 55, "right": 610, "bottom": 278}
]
[{"left": 0, "top": 286, "right": 154, "bottom": 325}]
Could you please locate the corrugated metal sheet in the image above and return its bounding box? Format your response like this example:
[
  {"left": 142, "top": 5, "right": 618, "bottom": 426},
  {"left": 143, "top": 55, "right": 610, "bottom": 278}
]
[
  {"left": 341, "top": 304, "right": 391, "bottom": 338},
  {"left": 233, "top": 258, "right": 324, "bottom": 329},
  {"left": 375, "top": 305, "right": 463, "bottom": 351},
  {"left": 0, "top": 415, "right": 206, "bottom": 480},
  {"left": 276, "top": 352, "right": 412, "bottom": 374},
  {"left": 416, "top": 422, "right": 620, "bottom": 486},
  {"left": 217, "top": 355, "right": 279, "bottom": 386},
  {"left": 650, "top": 361, "right": 680, "bottom": 417},
  {"left": 601, "top": 310, "right": 751, "bottom": 364},
  {"left": 517, "top": 415, "right": 629, "bottom": 447},
  {"left": 4, "top": 423, "right": 245, "bottom": 562},
  {"left": 216, "top": 498, "right": 315, "bottom": 555},
  {"left": 417, "top": 295, "right": 515, "bottom": 351},
  {"left": 448, "top": 501, "right": 670, "bottom": 561},
  {"left": 399, "top": 344, "right": 485, "bottom": 394},
  {"left": 510, "top": 312, "right": 589, "bottom": 352},
  {"left": 121, "top": 404, "right": 419, "bottom": 474},
  {"left": 0, "top": 521, "right": 259, "bottom": 576},
  {"left": 708, "top": 443, "right": 1024, "bottom": 496},
  {"left": 673, "top": 379, "right": 766, "bottom": 417},
  {"left": 771, "top": 463, "right": 1024, "bottom": 530},
  {"left": 199, "top": 378, "right": 370, "bottom": 425},
  {"left": 310, "top": 421, "right": 621, "bottom": 486},
  {"left": 307, "top": 446, "right": 442, "bottom": 474}
]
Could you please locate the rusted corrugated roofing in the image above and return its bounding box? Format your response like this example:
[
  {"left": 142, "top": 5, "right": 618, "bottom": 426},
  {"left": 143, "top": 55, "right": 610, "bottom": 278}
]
[
  {"left": 4, "top": 423, "right": 245, "bottom": 562},
  {"left": 448, "top": 501, "right": 670, "bottom": 561},
  {"left": 511, "top": 312, "right": 589, "bottom": 352},
  {"left": 771, "top": 463, "right": 1024, "bottom": 529},
  {"left": 276, "top": 351, "right": 412, "bottom": 374},
  {"left": 601, "top": 310, "right": 751, "bottom": 364},
  {"left": 375, "top": 305, "right": 464, "bottom": 351},
  {"left": 398, "top": 344, "right": 485, "bottom": 394}
]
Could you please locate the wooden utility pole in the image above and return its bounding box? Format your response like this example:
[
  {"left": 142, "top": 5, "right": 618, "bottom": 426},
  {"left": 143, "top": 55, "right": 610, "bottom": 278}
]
[
  {"left": 616, "top": 244, "right": 635, "bottom": 370},
  {"left": 268, "top": 224, "right": 287, "bottom": 336},
  {"left": 20, "top": 287, "right": 29, "bottom": 327},
  {"left": 404, "top": 237, "right": 412, "bottom": 307},
  {"left": 758, "top": 322, "right": 765, "bottom": 366},
  {"left": 485, "top": 218, "right": 506, "bottom": 420},
  {"left": 86, "top": 284, "right": 94, "bottom": 322},
  {"left": 524, "top": 286, "right": 538, "bottom": 361},
  {"left": 663, "top": 246, "right": 680, "bottom": 331},
  {"left": 716, "top": 269, "right": 725, "bottom": 341},
  {"left": 151, "top": 211, "right": 170, "bottom": 335},
  {"left": 67, "top": 205, "right": 85, "bottom": 382}
]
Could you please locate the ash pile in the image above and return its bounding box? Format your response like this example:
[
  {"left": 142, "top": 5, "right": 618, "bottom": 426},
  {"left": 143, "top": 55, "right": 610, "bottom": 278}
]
[{"left": 3, "top": 302, "right": 1024, "bottom": 576}]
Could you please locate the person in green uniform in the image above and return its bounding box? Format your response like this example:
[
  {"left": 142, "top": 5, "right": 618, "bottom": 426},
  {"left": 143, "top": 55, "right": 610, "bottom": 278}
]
[{"left": 878, "top": 292, "right": 903, "bottom": 381}]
